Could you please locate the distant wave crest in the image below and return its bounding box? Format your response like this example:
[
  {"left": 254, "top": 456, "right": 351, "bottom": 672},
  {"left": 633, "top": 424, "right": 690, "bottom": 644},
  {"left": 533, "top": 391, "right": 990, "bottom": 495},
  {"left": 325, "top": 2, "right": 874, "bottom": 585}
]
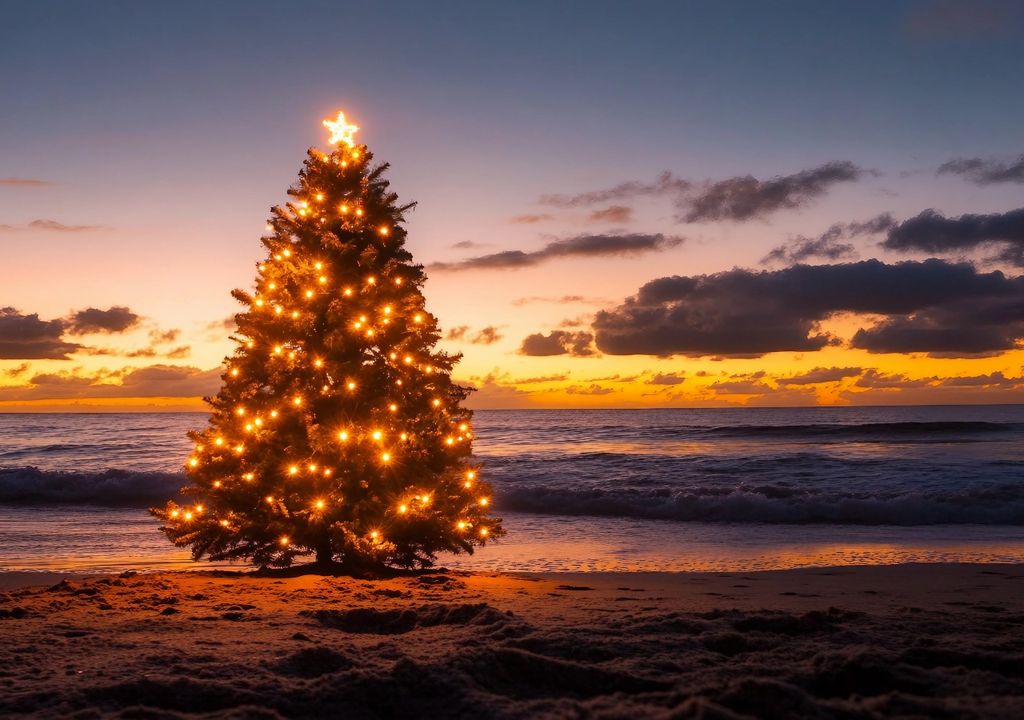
[
  {"left": 696, "top": 421, "right": 1016, "bottom": 441},
  {"left": 496, "top": 483, "right": 1024, "bottom": 525},
  {"left": 0, "top": 467, "right": 183, "bottom": 506}
]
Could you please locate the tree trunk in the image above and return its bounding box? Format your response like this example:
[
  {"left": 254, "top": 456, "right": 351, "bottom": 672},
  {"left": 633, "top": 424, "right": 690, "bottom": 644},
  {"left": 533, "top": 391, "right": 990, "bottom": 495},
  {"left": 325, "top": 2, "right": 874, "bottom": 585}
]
[{"left": 315, "top": 540, "right": 333, "bottom": 566}]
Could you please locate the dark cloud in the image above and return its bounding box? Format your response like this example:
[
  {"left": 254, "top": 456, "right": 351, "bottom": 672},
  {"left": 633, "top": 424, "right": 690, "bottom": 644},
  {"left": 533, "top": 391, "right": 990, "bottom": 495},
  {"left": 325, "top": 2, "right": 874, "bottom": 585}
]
[
  {"left": 446, "top": 326, "right": 503, "bottom": 345},
  {"left": 939, "top": 155, "right": 1024, "bottom": 185},
  {"left": 762, "top": 214, "right": 894, "bottom": 265},
  {"left": 593, "top": 259, "right": 1024, "bottom": 357},
  {"left": 882, "top": 207, "right": 1024, "bottom": 265},
  {"left": 855, "top": 369, "right": 933, "bottom": 389},
  {"left": 430, "top": 233, "right": 683, "bottom": 272},
  {"left": 166, "top": 346, "right": 191, "bottom": 359},
  {"left": 648, "top": 372, "right": 685, "bottom": 385},
  {"left": 445, "top": 326, "right": 469, "bottom": 341},
  {"left": 707, "top": 378, "right": 774, "bottom": 395},
  {"left": 508, "top": 214, "right": 553, "bottom": 224},
  {"left": 66, "top": 306, "right": 141, "bottom": 334},
  {"left": 936, "top": 371, "right": 1023, "bottom": 388},
  {"left": 471, "top": 326, "right": 502, "bottom": 345},
  {"left": 681, "top": 162, "right": 864, "bottom": 223},
  {"left": 511, "top": 373, "right": 570, "bottom": 384},
  {"left": 4, "top": 363, "right": 30, "bottom": 377},
  {"left": 780, "top": 366, "right": 862, "bottom": 385},
  {"left": 588, "top": 206, "right": 633, "bottom": 224},
  {"left": 0, "top": 177, "right": 52, "bottom": 187},
  {"left": 564, "top": 383, "right": 615, "bottom": 396},
  {"left": 520, "top": 330, "right": 596, "bottom": 357},
  {"left": 0, "top": 307, "right": 80, "bottom": 359},
  {"left": 0, "top": 364, "right": 221, "bottom": 401},
  {"left": 539, "top": 172, "right": 690, "bottom": 208},
  {"left": 149, "top": 328, "right": 181, "bottom": 344}
]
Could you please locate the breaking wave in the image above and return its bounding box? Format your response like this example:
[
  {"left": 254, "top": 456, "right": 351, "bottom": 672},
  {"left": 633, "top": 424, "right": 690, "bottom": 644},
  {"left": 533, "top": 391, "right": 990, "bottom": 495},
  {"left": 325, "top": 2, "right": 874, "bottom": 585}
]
[{"left": 0, "top": 467, "right": 183, "bottom": 507}]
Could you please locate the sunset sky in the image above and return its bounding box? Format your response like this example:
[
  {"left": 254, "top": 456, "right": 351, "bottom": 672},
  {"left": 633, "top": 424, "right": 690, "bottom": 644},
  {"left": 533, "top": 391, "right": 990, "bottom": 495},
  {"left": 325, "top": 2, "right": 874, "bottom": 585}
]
[{"left": 2, "top": 0, "right": 1024, "bottom": 410}]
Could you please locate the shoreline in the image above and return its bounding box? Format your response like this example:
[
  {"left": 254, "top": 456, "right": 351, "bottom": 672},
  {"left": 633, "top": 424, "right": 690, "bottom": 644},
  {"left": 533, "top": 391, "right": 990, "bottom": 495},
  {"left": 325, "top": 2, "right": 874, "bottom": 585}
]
[{"left": 3, "top": 562, "right": 1023, "bottom": 717}]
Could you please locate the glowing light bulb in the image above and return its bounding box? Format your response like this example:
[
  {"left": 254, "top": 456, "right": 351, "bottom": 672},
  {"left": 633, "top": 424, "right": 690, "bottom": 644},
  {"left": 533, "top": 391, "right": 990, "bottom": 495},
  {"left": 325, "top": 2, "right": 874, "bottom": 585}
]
[
  {"left": 398, "top": 504, "right": 407, "bottom": 514},
  {"left": 381, "top": 452, "right": 391, "bottom": 463},
  {"left": 315, "top": 499, "right": 325, "bottom": 510},
  {"left": 291, "top": 311, "right": 299, "bottom": 319},
  {"left": 298, "top": 208, "right": 307, "bottom": 216},
  {"left": 323, "top": 111, "right": 359, "bottom": 147},
  {"left": 400, "top": 432, "right": 408, "bottom": 441},
  {"left": 446, "top": 437, "right": 455, "bottom": 446},
  {"left": 347, "top": 381, "right": 357, "bottom": 391},
  {"left": 315, "top": 193, "right": 324, "bottom": 202},
  {"left": 457, "top": 521, "right": 466, "bottom": 530},
  {"left": 214, "top": 437, "right": 224, "bottom": 446},
  {"left": 236, "top": 407, "right": 246, "bottom": 416},
  {"left": 213, "top": 480, "right": 222, "bottom": 488},
  {"left": 283, "top": 249, "right": 292, "bottom": 258},
  {"left": 280, "top": 535, "right": 289, "bottom": 546},
  {"left": 184, "top": 511, "right": 193, "bottom": 521},
  {"left": 266, "top": 495, "right": 274, "bottom": 503},
  {"left": 274, "top": 306, "right": 283, "bottom": 315},
  {"left": 319, "top": 275, "right": 327, "bottom": 284},
  {"left": 480, "top": 528, "right": 489, "bottom": 537},
  {"left": 308, "top": 463, "right": 317, "bottom": 472},
  {"left": 340, "top": 204, "right": 349, "bottom": 213},
  {"left": 459, "top": 423, "right": 468, "bottom": 432},
  {"left": 274, "top": 345, "right": 283, "bottom": 354},
  {"left": 432, "top": 399, "right": 442, "bottom": 407},
  {"left": 234, "top": 444, "right": 244, "bottom": 454},
  {"left": 269, "top": 282, "right": 277, "bottom": 290},
  {"left": 264, "top": 224, "right": 272, "bottom": 232},
  {"left": 246, "top": 340, "right": 255, "bottom": 348},
  {"left": 383, "top": 305, "right": 392, "bottom": 315},
  {"left": 479, "top": 497, "right": 489, "bottom": 506},
  {"left": 379, "top": 226, "right": 390, "bottom": 236},
  {"left": 220, "top": 519, "right": 230, "bottom": 527},
  {"left": 343, "top": 287, "right": 353, "bottom": 297},
  {"left": 323, "top": 468, "right": 332, "bottom": 477},
  {"left": 370, "top": 530, "right": 379, "bottom": 540},
  {"left": 389, "top": 352, "right": 397, "bottom": 360},
  {"left": 244, "top": 472, "right": 254, "bottom": 480},
  {"left": 314, "top": 358, "right": 323, "bottom": 368},
  {"left": 413, "top": 314, "right": 423, "bottom": 323},
  {"left": 314, "top": 261, "right": 323, "bottom": 270},
  {"left": 189, "top": 458, "right": 199, "bottom": 467},
  {"left": 289, "top": 465, "right": 299, "bottom": 475},
  {"left": 305, "top": 289, "right": 314, "bottom": 298},
  {"left": 467, "top": 471, "right": 476, "bottom": 480},
  {"left": 389, "top": 403, "right": 398, "bottom": 412},
  {"left": 293, "top": 396, "right": 302, "bottom": 406},
  {"left": 270, "top": 410, "right": 279, "bottom": 418},
  {"left": 274, "top": 254, "right": 282, "bottom": 260},
  {"left": 367, "top": 276, "right": 376, "bottom": 285},
  {"left": 395, "top": 278, "right": 403, "bottom": 286},
  {"left": 171, "top": 509, "right": 180, "bottom": 518},
  {"left": 372, "top": 430, "right": 382, "bottom": 441},
  {"left": 366, "top": 329, "right": 375, "bottom": 337},
  {"left": 255, "top": 299, "right": 265, "bottom": 307},
  {"left": 231, "top": 368, "right": 240, "bottom": 377},
  {"left": 404, "top": 356, "right": 413, "bottom": 364},
  {"left": 355, "top": 208, "right": 364, "bottom": 217}
]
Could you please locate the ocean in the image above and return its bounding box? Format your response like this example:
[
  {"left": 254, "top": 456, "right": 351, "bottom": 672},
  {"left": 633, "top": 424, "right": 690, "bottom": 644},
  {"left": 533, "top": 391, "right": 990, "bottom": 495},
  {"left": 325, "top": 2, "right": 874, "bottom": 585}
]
[{"left": 2, "top": 406, "right": 1023, "bottom": 573}]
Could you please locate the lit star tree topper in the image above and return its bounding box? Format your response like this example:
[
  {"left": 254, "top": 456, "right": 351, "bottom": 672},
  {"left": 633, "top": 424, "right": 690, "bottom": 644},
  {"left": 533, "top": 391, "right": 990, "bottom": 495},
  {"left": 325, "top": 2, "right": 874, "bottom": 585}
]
[{"left": 151, "top": 110, "right": 504, "bottom": 571}]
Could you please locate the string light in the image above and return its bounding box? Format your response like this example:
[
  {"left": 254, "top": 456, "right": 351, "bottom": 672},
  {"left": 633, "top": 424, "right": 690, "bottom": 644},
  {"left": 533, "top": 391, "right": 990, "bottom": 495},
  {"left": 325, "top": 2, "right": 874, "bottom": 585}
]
[
  {"left": 372, "top": 430, "right": 383, "bottom": 441},
  {"left": 379, "top": 226, "right": 390, "bottom": 237},
  {"left": 456, "top": 521, "right": 466, "bottom": 530},
  {"left": 343, "top": 287, "right": 353, "bottom": 297},
  {"left": 479, "top": 497, "right": 490, "bottom": 507},
  {"left": 347, "top": 381, "right": 357, "bottom": 391},
  {"left": 189, "top": 458, "right": 199, "bottom": 467},
  {"left": 479, "top": 528, "right": 489, "bottom": 537},
  {"left": 398, "top": 504, "right": 408, "bottom": 514},
  {"left": 315, "top": 499, "right": 326, "bottom": 510},
  {"left": 381, "top": 452, "right": 391, "bottom": 463},
  {"left": 280, "top": 535, "right": 290, "bottom": 546},
  {"left": 289, "top": 465, "right": 299, "bottom": 475}
]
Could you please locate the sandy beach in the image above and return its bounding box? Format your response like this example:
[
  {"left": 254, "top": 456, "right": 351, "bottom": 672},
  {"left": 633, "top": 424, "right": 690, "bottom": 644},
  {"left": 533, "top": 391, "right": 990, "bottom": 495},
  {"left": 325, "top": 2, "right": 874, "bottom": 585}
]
[{"left": 2, "top": 563, "right": 1022, "bottom": 718}]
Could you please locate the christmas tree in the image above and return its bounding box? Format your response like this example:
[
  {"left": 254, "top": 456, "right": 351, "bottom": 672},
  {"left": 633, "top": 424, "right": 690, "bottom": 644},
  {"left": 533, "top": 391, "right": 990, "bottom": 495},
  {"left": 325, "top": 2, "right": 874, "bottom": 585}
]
[{"left": 152, "top": 111, "right": 503, "bottom": 571}]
